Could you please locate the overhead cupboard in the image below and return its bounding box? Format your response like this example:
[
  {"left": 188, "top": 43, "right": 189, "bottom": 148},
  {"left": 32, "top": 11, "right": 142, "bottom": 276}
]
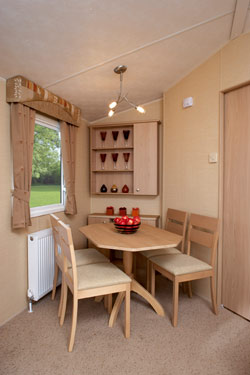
[{"left": 89, "top": 121, "right": 159, "bottom": 195}]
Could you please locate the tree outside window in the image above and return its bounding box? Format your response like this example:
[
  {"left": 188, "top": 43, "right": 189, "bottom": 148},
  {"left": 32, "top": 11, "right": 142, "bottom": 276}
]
[{"left": 30, "top": 118, "right": 64, "bottom": 210}]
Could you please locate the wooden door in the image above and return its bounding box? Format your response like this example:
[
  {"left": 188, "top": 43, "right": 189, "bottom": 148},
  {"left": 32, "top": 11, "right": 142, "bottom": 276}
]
[
  {"left": 222, "top": 85, "right": 250, "bottom": 320},
  {"left": 133, "top": 122, "right": 158, "bottom": 195}
]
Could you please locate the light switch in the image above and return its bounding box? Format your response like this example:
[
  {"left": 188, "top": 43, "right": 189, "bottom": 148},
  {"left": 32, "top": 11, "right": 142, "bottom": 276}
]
[{"left": 208, "top": 152, "right": 218, "bottom": 163}]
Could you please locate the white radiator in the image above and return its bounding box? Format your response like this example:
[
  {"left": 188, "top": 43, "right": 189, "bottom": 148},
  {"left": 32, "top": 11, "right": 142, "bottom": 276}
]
[{"left": 28, "top": 228, "right": 61, "bottom": 301}]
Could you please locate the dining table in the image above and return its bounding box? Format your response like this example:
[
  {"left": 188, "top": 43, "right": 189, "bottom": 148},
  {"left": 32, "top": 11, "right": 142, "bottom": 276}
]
[{"left": 79, "top": 223, "right": 182, "bottom": 325}]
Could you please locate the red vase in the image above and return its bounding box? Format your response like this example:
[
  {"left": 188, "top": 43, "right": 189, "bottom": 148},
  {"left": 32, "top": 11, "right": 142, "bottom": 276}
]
[{"left": 122, "top": 184, "right": 129, "bottom": 193}]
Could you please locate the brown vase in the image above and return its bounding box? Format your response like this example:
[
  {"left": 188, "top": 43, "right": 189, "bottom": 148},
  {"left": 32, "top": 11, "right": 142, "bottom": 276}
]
[{"left": 111, "top": 184, "right": 118, "bottom": 193}]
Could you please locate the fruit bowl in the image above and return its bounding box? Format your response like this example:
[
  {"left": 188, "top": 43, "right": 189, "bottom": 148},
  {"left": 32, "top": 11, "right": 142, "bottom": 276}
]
[
  {"left": 114, "top": 222, "right": 141, "bottom": 234},
  {"left": 113, "top": 216, "right": 141, "bottom": 234}
]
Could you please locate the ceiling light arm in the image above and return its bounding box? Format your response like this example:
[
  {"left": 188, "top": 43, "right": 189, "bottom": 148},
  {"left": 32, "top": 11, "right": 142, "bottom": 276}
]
[
  {"left": 123, "top": 95, "right": 137, "bottom": 109},
  {"left": 108, "top": 65, "right": 145, "bottom": 117},
  {"left": 116, "top": 72, "right": 124, "bottom": 104}
]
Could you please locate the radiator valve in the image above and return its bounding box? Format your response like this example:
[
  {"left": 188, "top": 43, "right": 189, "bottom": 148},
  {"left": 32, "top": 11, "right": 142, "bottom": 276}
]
[{"left": 27, "top": 289, "right": 34, "bottom": 313}]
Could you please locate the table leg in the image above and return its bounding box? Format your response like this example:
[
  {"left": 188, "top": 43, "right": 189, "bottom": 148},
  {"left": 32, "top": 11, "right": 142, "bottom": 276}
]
[
  {"left": 131, "top": 279, "right": 165, "bottom": 316},
  {"left": 109, "top": 251, "right": 164, "bottom": 327},
  {"left": 123, "top": 251, "right": 133, "bottom": 276}
]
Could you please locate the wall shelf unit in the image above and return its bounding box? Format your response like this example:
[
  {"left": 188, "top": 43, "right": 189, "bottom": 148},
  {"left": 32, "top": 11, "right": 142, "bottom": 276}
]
[{"left": 89, "top": 121, "right": 159, "bottom": 196}]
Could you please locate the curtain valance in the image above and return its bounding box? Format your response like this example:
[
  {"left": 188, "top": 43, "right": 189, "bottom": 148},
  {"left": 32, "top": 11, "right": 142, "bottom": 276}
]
[{"left": 6, "top": 76, "right": 81, "bottom": 127}]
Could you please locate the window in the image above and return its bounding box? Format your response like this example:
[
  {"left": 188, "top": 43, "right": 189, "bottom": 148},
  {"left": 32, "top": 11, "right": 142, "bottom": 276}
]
[{"left": 30, "top": 114, "right": 65, "bottom": 217}]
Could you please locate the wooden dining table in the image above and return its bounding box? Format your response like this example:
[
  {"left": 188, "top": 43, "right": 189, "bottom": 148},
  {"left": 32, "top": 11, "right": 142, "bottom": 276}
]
[{"left": 79, "top": 223, "right": 182, "bottom": 325}]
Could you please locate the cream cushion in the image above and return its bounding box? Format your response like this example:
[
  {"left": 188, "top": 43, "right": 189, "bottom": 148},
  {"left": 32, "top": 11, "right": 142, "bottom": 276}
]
[
  {"left": 69, "top": 262, "right": 131, "bottom": 291},
  {"left": 141, "top": 247, "right": 181, "bottom": 259},
  {"left": 150, "top": 254, "right": 212, "bottom": 276},
  {"left": 58, "top": 248, "right": 109, "bottom": 268},
  {"left": 74, "top": 248, "right": 109, "bottom": 266}
]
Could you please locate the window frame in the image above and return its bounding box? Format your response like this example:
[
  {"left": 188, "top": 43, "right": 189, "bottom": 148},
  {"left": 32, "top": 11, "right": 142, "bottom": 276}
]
[{"left": 30, "top": 114, "right": 65, "bottom": 218}]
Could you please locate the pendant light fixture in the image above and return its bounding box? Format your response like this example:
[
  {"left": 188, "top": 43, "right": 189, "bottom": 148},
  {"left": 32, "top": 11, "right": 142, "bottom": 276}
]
[{"left": 108, "top": 65, "right": 145, "bottom": 117}]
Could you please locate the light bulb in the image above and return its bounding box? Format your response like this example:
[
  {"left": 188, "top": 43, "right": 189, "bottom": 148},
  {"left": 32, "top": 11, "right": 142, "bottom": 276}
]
[
  {"left": 109, "top": 101, "right": 117, "bottom": 109},
  {"left": 108, "top": 109, "right": 114, "bottom": 117},
  {"left": 136, "top": 106, "right": 145, "bottom": 113}
]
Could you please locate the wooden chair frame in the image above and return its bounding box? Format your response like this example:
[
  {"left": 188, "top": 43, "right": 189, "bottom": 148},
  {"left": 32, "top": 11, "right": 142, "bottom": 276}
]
[
  {"left": 146, "top": 208, "right": 188, "bottom": 290},
  {"left": 150, "top": 213, "right": 219, "bottom": 327},
  {"left": 58, "top": 220, "right": 131, "bottom": 352},
  {"left": 50, "top": 214, "right": 111, "bottom": 318},
  {"left": 50, "top": 214, "right": 64, "bottom": 317}
]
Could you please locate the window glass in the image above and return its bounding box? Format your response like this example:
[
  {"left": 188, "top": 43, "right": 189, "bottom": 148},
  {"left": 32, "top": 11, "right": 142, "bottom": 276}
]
[{"left": 30, "top": 115, "right": 64, "bottom": 212}]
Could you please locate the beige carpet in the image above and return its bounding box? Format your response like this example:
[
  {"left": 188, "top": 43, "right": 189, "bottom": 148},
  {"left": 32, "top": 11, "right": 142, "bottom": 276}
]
[{"left": 1, "top": 275, "right": 249, "bottom": 375}]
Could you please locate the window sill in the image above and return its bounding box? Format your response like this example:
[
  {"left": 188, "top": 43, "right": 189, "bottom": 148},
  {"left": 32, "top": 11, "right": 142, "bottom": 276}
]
[{"left": 30, "top": 204, "right": 65, "bottom": 218}]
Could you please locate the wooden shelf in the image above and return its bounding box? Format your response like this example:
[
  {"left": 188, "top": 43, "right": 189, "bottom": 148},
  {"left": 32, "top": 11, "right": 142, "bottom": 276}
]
[
  {"left": 89, "top": 122, "right": 159, "bottom": 195},
  {"left": 93, "top": 169, "right": 133, "bottom": 173},
  {"left": 89, "top": 213, "right": 160, "bottom": 219},
  {"left": 92, "top": 147, "right": 133, "bottom": 151},
  {"left": 92, "top": 192, "right": 135, "bottom": 196}
]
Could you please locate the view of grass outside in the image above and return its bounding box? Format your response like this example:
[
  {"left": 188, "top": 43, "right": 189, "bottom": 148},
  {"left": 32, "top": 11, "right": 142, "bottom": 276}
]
[
  {"left": 30, "top": 123, "right": 62, "bottom": 208},
  {"left": 30, "top": 185, "right": 61, "bottom": 208}
]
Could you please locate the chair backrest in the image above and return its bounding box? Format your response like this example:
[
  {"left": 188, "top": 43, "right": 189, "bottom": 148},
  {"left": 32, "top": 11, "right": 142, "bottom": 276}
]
[
  {"left": 165, "top": 208, "right": 188, "bottom": 253},
  {"left": 58, "top": 220, "right": 78, "bottom": 292},
  {"left": 50, "top": 214, "right": 61, "bottom": 257},
  {"left": 187, "top": 213, "right": 219, "bottom": 267}
]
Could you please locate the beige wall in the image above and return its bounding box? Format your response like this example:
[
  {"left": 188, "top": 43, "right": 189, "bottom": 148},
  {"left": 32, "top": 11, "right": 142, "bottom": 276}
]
[
  {"left": 0, "top": 79, "right": 90, "bottom": 325},
  {"left": 90, "top": 99, "right": 163, "bottom": 218},
  {"left": 163, "top": 32, "right": 250, "bottom": 299}
]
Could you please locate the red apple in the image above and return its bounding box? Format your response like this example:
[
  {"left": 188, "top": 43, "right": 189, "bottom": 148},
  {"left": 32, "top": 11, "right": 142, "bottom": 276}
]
[
  {"left": 120, "top": 220, "right": 126, "bottom": 225},
  {"left": 133, "top": 216, "right": 141, "bottom": 224},
  {"left": 114, "top": 217, "right": 121, "bottom": 224},
  {"left": 122, "top": 216, "right": 129, "bottom": 223},
  {"left": 127, "top": 218, "right": 134, "bottom": 225}
]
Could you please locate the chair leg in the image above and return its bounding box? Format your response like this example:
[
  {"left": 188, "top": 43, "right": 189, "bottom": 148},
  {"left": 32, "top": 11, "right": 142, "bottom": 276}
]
[
  {"left": 107, "top": 294, "right": 113, "bottom": 314},
  {"left": 60, "top": 282, "right": 68, "bottom": 326},
  {"left": 133, "top": 253, "right": 137, "bottom": 279},
  {"left": 109, "top": 292, "right": 125, "bottom": 328},
  {"left": 95, "top": 295, "right": 104, "bottom": 303},
  {"left": 104, "top": 295, "right": 108, "bottom": 310},
  {"left": 187, "top": 281, "right": 192, "bottom": 298},
  {"left": 68, "top": 296, "right": 78, "bottom": 352},
  {"left": 182, "top": 282, "right": 186, "bottom": 294},
  {"left": 51, "top": 263, "right": 59, "bottom": 300},
  {"left": 146, "top": 259, "right": 151, "bottom": 291},
  {"left": 172, "top": 279, "right": 179, "bottom": 327},
  {"left": 210, "top": 276, "right": 218, "bottom": 315},
  {"left": 58, "top": 275, "right": 64, "bottom": 318},
  {"left": 150, "top": 263, "right": 155, "bottom": 297},
  {"left": 124, "top": 285, "right": 130, "bottom": 339}
]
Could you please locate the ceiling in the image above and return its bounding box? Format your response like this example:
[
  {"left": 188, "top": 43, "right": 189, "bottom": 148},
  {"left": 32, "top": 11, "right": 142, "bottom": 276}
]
[{"left": 0, "top": 0, "right": 250, "bottom": 122}]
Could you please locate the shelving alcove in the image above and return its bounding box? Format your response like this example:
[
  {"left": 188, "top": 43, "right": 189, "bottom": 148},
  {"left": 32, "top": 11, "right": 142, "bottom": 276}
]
[{"left": 89, "top": 121, "right": 160, "bottom": 196}]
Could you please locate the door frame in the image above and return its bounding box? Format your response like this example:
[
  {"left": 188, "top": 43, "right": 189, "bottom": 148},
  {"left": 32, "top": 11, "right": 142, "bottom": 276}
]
[{"left": 218, "top": 81, "right": 250, "bottom": 306}]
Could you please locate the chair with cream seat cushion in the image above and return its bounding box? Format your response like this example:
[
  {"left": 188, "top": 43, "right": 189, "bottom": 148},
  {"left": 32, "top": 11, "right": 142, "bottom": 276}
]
[
  {"left": 140, "top": 208, "right": 188, "bottom": 290},
  {"left": 58, "top": 220, "right": 131, "bottom": 352},
  {"left": 50, "top": 214, "right": 109, "bottom": 318},
  {"left": 150, "top": 213, "right": 219, "bottom": 327}
]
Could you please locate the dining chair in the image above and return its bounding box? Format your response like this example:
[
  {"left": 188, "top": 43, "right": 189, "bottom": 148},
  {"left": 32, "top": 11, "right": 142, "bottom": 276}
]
[
  {"left": 50, "top": 214, "right": 110, "bottom": 318},
  {"left": 140, "top": 208, "right": 188, "bottom": 291},
  {"left": 150, "top": 213, "right": 219, "bottom": 327},
  {"left": 58, "top": 220, "right": 131, "bottom": 352}
]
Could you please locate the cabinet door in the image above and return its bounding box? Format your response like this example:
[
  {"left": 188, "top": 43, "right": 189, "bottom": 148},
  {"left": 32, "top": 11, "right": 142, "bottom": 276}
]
[
  {"left": 140, "top": 218, "right": 157, "bottom": 227},
  {"left": 133, "top": 122, "right": 158, "bottom": 195},
  {"left": 88, "top": 217, "right": 110, "bottom": 224}
]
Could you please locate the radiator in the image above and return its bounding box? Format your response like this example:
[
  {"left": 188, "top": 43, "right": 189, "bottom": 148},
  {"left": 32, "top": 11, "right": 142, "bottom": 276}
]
[{"left": 28, "top": 228, "right": 61, "bottom": 301}]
